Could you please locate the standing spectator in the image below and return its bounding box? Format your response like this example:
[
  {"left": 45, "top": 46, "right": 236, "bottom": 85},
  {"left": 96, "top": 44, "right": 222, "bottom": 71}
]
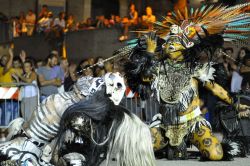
[
  {"left": 38, "top": 12, "right": 53, "bottom": 33},
  {"left": 19, "top": 11, "right": 27, "bottom": 36},
  {"left": 53, "top": 12, "right": 66, "bottom": 31},
  {"left": 25, "top": 10, "right": 36, "bottom": 36},
  {"left": 0, "top": 48, "right": 19, "bottom": 125},
  {"left": 142, "top": 6, "right": 156, "bottom": 30},
  {"left": 37, "top": 54, "right": 61, "bottom": 101},
  {"left": 39, "top": 4, "right": 49, "bottom": 19},
  {"left": 239, "top": 47, "right": 250, "bottom": 91},
  {"left": 52, "top": 57, "right": 68, "bottom": 93},
  {"left": 104, "top": 61, "right": 113, "bottom": 73},
  {"left": 119, "top": 3, "right": 138, "bottom": 41},
  {"left": 64, "top": 63, "right": 77, "bottom": 91},
  {"left": 66, "top": 14, "right": 76, "bottom": 31},
  {"left": 12, "top": 57, "right": 23, "bottom": 82},
  {"left": 13, "top": 60, "right": 37, "bottom": 121},
  {"left": 0, "top": 48, "right": 15, "bottom": 83},
  {"left": 96, "top": 15, "right": 106, "bottom": 28}
]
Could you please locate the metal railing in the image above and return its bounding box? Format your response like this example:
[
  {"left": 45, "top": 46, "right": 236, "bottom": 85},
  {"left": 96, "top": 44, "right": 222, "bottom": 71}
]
[
  {"left": 0, "top": 82, "right": 39, "bottom": 127},
  {"left": 121, "top": 96, "right": 160, "bottom": 123}
]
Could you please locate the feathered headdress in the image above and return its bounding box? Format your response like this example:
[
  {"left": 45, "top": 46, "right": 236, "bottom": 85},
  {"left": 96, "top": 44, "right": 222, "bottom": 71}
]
[{"left": 155, "top": 2, "right": 250, "bottom": 46}]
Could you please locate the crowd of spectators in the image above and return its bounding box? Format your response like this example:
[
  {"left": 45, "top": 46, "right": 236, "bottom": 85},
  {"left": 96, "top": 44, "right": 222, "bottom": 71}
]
[
  {"left": 0, "top": 47, "right": 121, "bottom": 125},
  {"left": 10, "top": 4, "right": 157, "bottom": 41}
]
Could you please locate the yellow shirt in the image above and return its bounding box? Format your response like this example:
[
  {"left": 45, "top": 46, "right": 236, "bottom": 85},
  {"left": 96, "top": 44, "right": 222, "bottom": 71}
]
[{"left": 0, "top": 66, "right": 15, "bottom": 83}]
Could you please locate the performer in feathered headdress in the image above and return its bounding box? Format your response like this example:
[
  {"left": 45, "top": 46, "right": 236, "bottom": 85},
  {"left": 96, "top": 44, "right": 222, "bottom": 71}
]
[{"left": 117, "top": 2, "right": 250, "bottom": 161}]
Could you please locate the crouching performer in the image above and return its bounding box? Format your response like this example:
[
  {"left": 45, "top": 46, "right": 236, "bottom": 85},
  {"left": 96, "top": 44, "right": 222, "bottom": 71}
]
[{"left": 0, "top": 73, "right": 155, "bottom": 166}]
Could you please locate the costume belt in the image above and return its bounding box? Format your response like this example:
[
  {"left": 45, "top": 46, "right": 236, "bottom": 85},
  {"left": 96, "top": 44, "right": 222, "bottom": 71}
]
[{"left": 177, "top": 107, "right": 201, "bottom": 124}]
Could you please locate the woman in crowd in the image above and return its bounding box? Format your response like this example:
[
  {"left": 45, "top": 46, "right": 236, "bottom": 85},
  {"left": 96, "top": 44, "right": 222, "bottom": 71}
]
[
  {"left": 239, "top": 47, "right": 250, "bottom": 91},
  {"left": 13, "top": 60, "right": 38, "bottom": 121}
]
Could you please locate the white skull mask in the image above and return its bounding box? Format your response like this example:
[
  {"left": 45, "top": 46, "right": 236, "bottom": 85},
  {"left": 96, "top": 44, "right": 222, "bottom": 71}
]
[
  {"left": 104, "top": 72, "right": 126, "bottom": 105},
  {"left": 170, "top": 24, "right": 182, "bottom": 34}
]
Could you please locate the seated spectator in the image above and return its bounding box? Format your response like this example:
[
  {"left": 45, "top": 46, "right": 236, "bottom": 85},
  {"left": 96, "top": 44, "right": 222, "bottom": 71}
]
[
  {"left": 37, "top": 53, "right": 62, "bottom": 101},
  {"left": 119, "top": 3, "right": 138, "bottom": 41},
  {"left": 25, "top": 9, "right": 36, "bottom": 36},
  {"left": 142, "top": 6, "right": 156, "bottom": 30}
]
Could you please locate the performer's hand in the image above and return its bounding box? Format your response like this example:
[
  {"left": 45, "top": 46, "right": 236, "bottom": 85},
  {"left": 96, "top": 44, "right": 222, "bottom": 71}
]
[
  {"left": 238, "top": 109, "right": 250, "bottom": 118},
  {"left": 238, "top": 104, "right": 250, "bottom": 118},
  {"left": 146, "top": 32, "right": 157, "bottom": 53}
]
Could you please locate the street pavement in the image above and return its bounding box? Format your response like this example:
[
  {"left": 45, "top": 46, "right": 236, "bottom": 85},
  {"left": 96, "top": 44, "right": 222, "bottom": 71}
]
[{"left": 101, "top": 156, "right": 250, "bottom": 166}]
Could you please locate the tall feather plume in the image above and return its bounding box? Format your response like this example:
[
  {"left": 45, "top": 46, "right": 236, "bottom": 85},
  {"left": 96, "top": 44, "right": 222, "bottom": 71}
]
[{"left": 153, "top": 2, "right": 250, "bottom": 46}]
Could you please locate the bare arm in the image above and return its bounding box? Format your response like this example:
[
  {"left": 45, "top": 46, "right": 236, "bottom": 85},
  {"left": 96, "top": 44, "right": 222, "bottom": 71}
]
[
  {"left": 205, "top": 81, "right": 249, "bottom": 110},
  {"left": 18, "top": 72, "right": 37, "bottom": 83},
  {"left": 3, "top": 48, "right": 14, "bottom": 74},
  {"left": 204, "top": 82, "right": 233, "bottom": 104},
  {"left": 38, "top": 74, "right": 60, "bottom": 86}
]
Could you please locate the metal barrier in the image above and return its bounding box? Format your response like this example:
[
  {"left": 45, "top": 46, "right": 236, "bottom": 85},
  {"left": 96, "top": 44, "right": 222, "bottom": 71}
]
[
  {"left": 121, "top": 95, "right": 160, "bottom": 124},
  {"left": 0, "top": 83, "right": 39, "bottom": 127}
]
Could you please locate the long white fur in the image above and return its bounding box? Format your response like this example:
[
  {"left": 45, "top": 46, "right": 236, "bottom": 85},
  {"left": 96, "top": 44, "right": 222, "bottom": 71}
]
[{"left": 106, "top": 113, "right": 156, "bottom": 166}]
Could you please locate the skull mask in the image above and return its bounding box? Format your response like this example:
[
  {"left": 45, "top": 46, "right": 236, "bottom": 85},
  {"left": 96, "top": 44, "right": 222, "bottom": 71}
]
[{"left": 104, "top": 72, "right": 126, "bottom": 105}]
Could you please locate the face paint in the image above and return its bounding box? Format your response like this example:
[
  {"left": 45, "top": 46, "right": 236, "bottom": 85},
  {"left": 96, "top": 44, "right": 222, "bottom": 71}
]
[
  {"left": 164, "top": 36, "right": 185, "bottom": 60},
  {"left": 104, "top": 72, "right": 126, "bottom": 105}
]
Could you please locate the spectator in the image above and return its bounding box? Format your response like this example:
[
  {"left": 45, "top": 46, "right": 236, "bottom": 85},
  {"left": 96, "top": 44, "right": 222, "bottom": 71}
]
[
  {"left": 88, "top": 57, "right": 95, "bottom": 66},
  {"left": 52, "top": 57, "right": 69, "bottom": 93},
  {"left": 66, "top": 14, "right": 76, "bottom": 31},
  {"left": 104, "top": 61, "right": 113, "bottom": 73},
  {"left": 39, "top": 4, "right": 49, "bottom": 19},
  {"left": 119, "top": 3, "right": 138, "bottom": 41},
  {"left": 79, "top": 59, "right": 89, "bottom": 69},
  {"left": 14, "top": 60, "right": 38, "bottom": 121},
  {"left": 142, "top": 6, "right": 156, "bottom": 30},
  {"left": 38, "top": 11, "right": 52, "bottom": 33},
  {"left": 53, "top": 12, "right": 66, "bottom": 31},
  {"left": 12, "top": 56, "right": 23, "bottom": 82},
  {"left": 64, "top": 63, "right": 77, "bottom": 91},
  {"left": 37, "top": 53, "right": 61, "bottom": 101},
  {"left": 239, "top": 47, "right": 250, "bottom": 91},
  {"left": 96, "top": 15, "right": 106, "bottom": 28},
  {"left": 0, "top": 48, "right": 19, "bottom": 125},
  {"left": 19, "top": 11, "right": 27, "bottom": 36},
  {"left": 36, "top": 59, "right": 44, "bottom": 70},
  {"left": 82, "top": 65, "right": 93, "bottom": 76},
  {"left": 85, "top": 18, "right": 95, "bottom": 29},
  {"left": 0, "top": 48, "right": 16, "bottom": 83},
  {"left": 25, "top": 10, "right": 36, "bottom": 36}
]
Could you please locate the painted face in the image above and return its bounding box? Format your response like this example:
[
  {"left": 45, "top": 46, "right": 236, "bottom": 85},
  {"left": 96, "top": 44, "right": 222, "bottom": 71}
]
[
  {"left": 164, "top": 36, "right": 185, "bottom": 60},
  {"left": 104, "top": 72, "right": 126, "bottom": 105}
]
